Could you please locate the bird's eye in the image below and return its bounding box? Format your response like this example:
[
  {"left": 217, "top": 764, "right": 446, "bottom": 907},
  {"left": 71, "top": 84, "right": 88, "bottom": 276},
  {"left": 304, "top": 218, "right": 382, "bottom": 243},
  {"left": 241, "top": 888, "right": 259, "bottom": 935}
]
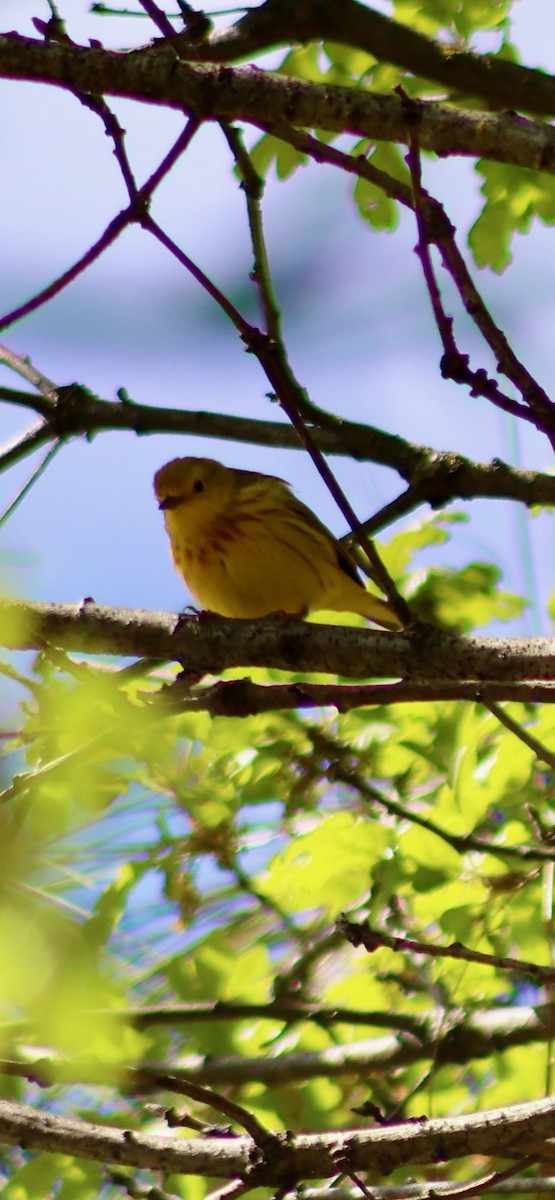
[{"left": 193, "top": 479, "right": 205, "bottom": 494}]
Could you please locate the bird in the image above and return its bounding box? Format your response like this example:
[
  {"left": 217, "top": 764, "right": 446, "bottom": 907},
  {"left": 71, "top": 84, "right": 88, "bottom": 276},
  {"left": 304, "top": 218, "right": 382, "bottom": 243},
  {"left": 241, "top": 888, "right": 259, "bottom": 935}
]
[{"left": 153, "top": 456, "right": 403, "bottom": 630}]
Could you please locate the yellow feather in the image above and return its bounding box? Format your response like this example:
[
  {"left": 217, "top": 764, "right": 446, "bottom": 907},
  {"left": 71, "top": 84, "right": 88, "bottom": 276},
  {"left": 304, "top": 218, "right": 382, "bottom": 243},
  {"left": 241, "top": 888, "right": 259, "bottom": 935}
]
[{"left": 153, "top": 457, "right": 403, "bottom": 630}]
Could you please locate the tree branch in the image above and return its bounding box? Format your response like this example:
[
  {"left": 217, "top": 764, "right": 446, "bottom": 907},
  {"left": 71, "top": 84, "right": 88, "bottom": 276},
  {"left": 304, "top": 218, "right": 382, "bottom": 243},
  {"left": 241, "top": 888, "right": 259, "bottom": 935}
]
[
  {"left": 304, "top": 728, "right": 555, "bottom": 864},
  {"left": 160, "top": 677, "right": 555, "bottom": 718},
  {"left": 0, "top": 118, "right": 199, "bottom": 334},
  {"left": 338, "top": 916, "right": 555, "bottom": 986},
  {"left": 6, "top": 1003, "right": 555, "bottom": 1076},
  {"left": 1, "top": 37, "right": 555, "bottom": 173},
  {"left": 1, "top": 600, "right": 554, "bottom": 685},
  {"left": 255, "top": 118, "right": 554, "bottom": 438},
  {"left": 220, "top": 122, "right": 404, "bottom": 611},
  {"left": 0, "top": 1094, "right": 554, "bottom": 1178},
  {"left": 283, "top": 1184, "right": 555, "bottom": 1200},
  {"left": 486, "top": 700, "right": 555, "bottom": 772},
  {"left": 0, "top": 1001, "right": 552, "bottom": 1090},
  {"left": 402, "top": 117, "right": 555, "bottom": 443},
  {"left": 89, "top": 999, "right": 429, "bottom": 1035},
  {"left": 173, "top": 0, "right": 555, "bottom": 120},
  {"left": 2, "top": 387, "right": 554, "bottom": 519}
]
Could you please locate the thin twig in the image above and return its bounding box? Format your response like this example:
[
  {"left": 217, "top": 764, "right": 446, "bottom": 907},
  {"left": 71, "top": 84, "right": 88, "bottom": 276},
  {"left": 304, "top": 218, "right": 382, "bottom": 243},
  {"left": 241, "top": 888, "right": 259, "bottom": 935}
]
[
  {"left": 205, "top": 1181, "right": 256, "bottom": 1200},
  {"left": 403, "top": 109, "right": 555, "bottom": 448},
  {"left": 363, "top": 1159, "right": 538, "bottom": 1200},
  {"left": 45, "top": 999, "right": 427, "bottom": 1037},
  {"left": 108, "top": 1169, "right": 181, "bottom": 1200},
  {"left": 485, "top": 701, "right": 555, "bottom": 773},
  {"left": 231, "top": 857, "right": 305, "bottom": 942},
  {"left": 0, "top": 661, "right": 42, "bottom": 698},
  {"left": 339, "top": 915, "right": 555, "bottom": 985},
  {"left": 0, "top": 119, "right": 199, "bottom": 334},
  {"left": 221, "top": 124, "right": 407, "bottom": 616},
  {"left": 0, "top": 422, "right": 52, "bottom": 476},
  {"left": 136, "top": 0, "right": 179, "bottom": 39},
  {"left": 258, "top": 119, "right": 551, "bottom": 435},
  {"left": 0, "top": 440, "right": 63, "bottom": 530},
  {"left": 0, "top": 344, "right": 56, "bottom": 399},
  {"left": 306, "top": 728, "right": 555, "bottom": 865},
  {"left": 132, "top": 1070, "right": 271, "bottom": 1144},
  {"left": 339, "top": 1170, "right": 374, "bottom": 1200},
  {"left": 273, "top": 928, "right": 343, "bottom": 1000},
  {"left": 143, "top": 215, "right": 253, "bottom": 335},
  {"left": 0, "top": 208, "right": 133, "bottom": 334},
  {"left": 221, "top": 122, "right": 281, "bottom": 341},
  {"left": 71, "top": 89, "right": 137, "bottom": 201},
  {"left": 284, "top": 1184, "right": 555, "bottom": 1200}
]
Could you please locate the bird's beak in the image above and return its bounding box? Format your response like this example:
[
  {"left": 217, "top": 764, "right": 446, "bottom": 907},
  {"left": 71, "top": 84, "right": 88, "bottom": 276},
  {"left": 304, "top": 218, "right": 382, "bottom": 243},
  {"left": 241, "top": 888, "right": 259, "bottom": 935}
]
[{"left": 158, "top": 495, "right": 181, "bottom": 511}]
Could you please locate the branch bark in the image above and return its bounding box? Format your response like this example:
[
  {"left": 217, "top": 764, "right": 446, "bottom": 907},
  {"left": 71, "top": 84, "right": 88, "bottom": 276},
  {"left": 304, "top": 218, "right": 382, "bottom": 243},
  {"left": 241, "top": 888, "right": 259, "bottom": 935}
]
[
  {"left": 11, "top": 1008, "right": 553, "bottom": 1087},
  {"left": 1, "top": 36, "right": 555, "bottom": 173},
  {"left": 2, "top": 600, "right": 555, "bottom": 686},
  {"left": 178, "top": 0, "right": 555, "bottom": 119},
  {"left": 3, "top": 387, "right": 555, "bottom": 517},
  {"left": 0, "top": 1095, "right": 553, "bottom": 1178},
  {"left": 166, "top": 678, "right": 555, "bottom": 717}
]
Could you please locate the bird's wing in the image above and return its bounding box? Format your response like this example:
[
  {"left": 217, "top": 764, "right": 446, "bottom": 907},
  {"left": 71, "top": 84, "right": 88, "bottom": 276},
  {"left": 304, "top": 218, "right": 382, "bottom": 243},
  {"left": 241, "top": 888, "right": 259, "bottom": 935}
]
[{"left": 284, "top": 495, "right": 364, "bottom": 588}]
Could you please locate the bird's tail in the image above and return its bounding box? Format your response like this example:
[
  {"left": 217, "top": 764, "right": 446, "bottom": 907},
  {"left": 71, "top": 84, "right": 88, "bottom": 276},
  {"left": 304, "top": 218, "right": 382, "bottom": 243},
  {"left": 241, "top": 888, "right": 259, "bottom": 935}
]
[{"left": 357, "top": 590, "right": 404, "bottom": 631}]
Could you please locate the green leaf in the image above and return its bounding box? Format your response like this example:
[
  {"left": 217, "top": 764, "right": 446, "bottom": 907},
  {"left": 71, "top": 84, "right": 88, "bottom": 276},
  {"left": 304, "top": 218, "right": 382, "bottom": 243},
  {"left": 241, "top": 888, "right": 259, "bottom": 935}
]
[
  {"left": 84, "top": 861, "right": 147, "bottom": 950},
  {"left": 2, "top": 1154, "right": 67, "bottom": 1200},
  {"left": 392, "top": 0, "right": 511, "bottom": 38},
  {"left": 278, "top": 44, "right": 328, "bottom": 84},
  {"left": 471, "top": 162, "right": 555, "bottom": 271},
  {"left": 262, "top": 811, "right": 390, "bottom": 918},
  {"left": 453, "top": 0, "right": 512, "bottom": 37},
  {"left": 352, "top": 142, "right": 408, "bottom": 231},
  {"left": 409, "top": 562, "right": 527, "bottom": 630},
  {"left": 249, "top": 133, "right": 308, "bottom": 182},
  {"left": 323, "top": 42, "right": 377, "bottom": 82},
  {"left": 373, "top": 511, "right": 463, "bottom": 580}
]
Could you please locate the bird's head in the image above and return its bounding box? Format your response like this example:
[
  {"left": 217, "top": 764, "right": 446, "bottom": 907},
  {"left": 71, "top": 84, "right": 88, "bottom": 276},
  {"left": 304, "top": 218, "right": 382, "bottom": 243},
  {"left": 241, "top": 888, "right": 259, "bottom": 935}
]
[{"left": 153, "top": 457, "right": 238, "bottom": 523}]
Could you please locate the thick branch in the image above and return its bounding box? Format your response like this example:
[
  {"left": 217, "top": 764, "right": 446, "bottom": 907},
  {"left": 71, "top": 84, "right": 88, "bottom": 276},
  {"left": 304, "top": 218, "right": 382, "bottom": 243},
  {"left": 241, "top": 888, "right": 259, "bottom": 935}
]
[
  {"left": 166, "top": 678, "right": 555, "bottom": 717},
  {"left": 183, "top": 0, "right": 555, "bottom": 119},
  {"left": 0, "top": 1095, "right": 554, "bottom": 1178},
  {"left": 2, "top": 37, "right": 555, "bottom": 172},
  {"left": 2, "top": 600, "right": 555, "bottom": 685}
]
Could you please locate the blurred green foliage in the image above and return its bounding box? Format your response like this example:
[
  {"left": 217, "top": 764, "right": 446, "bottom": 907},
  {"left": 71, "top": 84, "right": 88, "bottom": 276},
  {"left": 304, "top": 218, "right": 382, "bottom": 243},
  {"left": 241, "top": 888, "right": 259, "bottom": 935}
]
[
  {"left": 0, "top": 0, "right": 552, "bottom": 1194},
  {"left": 0, "top": 514, "right": 551, "bottom": 1195},
  {"left": 471, "top": 163, "right": 555, "bottom": 271}
]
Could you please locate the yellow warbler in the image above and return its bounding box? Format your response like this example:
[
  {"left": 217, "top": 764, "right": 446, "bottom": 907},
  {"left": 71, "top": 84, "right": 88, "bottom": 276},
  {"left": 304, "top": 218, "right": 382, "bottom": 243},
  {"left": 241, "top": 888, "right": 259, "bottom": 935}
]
[{"left": 154, "top": 457, "right": 403, "bottom": 630}]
